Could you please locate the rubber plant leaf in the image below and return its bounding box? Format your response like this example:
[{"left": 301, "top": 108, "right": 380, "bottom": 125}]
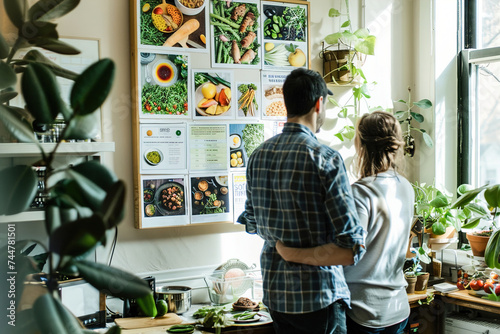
[
  {"left": 73, "top": 260, "right": 154, "bottom": 299},
  {"left": 21, "top": 63, "right": 67, "bottom": 123},
  {"left": 4, "top": 0, "right": 26, "bottom": 29},
  {"left": 100, "top": 180, "right": 126, "bottom": 229},
  {"left": 66, "top": 168, "right": 107, "bottom": 211},
  {"left": 70, "top": 58, "right": 115, "bottom": 115},
  {"left": 0, "top": 90, "right": 18, "bottom": 103},
  {"left": 71, "top": 161, "right": 118, "bottom": 191},
  {"left": 28, "top": 0, "right": 80, "bottom": 22},
  {"left": 485, "top": 184, "right": 500, "bottom": 209},
  {"left": 23, "top": 49, "right": 79, "bottom": 81},
  {"left": 414, "top": 99, "right": 433, "bottom": 109},
  {"left": 45, "top": 204, "right": 62, "bottom": 234},
  {"left": 63, "top": 113, "right": 100, "bottom": 140},
  {"left": 30, "top": 36, "right": 80, "bottom": 55},
  {"left": 34, "top": 294, "right": 83, "bottom": 334},
  {"left": 0, "top": 60, "right": 17, "bottom": 89},
  {"left": 0, "top": 32, "right": 9, "bottom": 59},
  {"left": 136, "top": 293, "right": 158, "bottom": 318},
  {"left": 21, "top": 21, "right": 58, "bottom": 41},
  {"left": 49, "top": 215, "right": 106, "bottom": 256},
  {"left": 0, "top": 165, "right": 37, "bottom": 215}
]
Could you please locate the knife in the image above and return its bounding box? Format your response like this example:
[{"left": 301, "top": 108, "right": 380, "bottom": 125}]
[{"left": 186, "top": 39, "right": 205, "bottom": 49}]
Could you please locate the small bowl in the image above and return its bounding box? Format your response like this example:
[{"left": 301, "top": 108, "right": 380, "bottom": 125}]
[
  {"left": 144, "top": 148, "right": 163, "bottom": 166},
  {"left": 174, "top": 0, "right": 206, "bottom": 16}
]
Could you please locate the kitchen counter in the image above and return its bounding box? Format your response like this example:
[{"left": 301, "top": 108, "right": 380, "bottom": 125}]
[{"left": 119, "top": 304, "right": 275, "bottom": 334}]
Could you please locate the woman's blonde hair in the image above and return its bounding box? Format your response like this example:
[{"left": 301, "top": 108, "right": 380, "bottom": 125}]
[{"left": 354, "top": 111, "right": 405, "bottom": 178}]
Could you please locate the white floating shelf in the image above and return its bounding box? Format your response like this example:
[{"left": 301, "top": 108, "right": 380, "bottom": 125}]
[
  {"left": 0, "top": 211, "right": 44, "bottom": 223},
  {"left": 0, "top": 142, "right": 115, "bottom": 157}
]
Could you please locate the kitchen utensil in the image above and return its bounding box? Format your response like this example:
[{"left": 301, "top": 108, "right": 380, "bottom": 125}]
[
  {"left": 152, "top": 58, "right": 178, "bottom": 87},
  {"left": 152, "top": 0, "right": 183, "bottom": 33},
  {"left": 163, "top": 19, "right": 200, "bottom": 48},
  {"left": 156, "top": 286, "right": 192, "bottom": 314},
  {"left": 114, "top": 313, "right": 183, "bottom": 329}
]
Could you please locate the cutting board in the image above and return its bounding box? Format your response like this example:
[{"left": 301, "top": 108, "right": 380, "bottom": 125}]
[{"left": 114, "top": 313, "right": 183, "bottom": 329}]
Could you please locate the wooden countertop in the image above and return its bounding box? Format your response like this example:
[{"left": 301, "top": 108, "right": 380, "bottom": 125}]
[{"left": 437, "top": 289, "right": 500, "bottom": 314}]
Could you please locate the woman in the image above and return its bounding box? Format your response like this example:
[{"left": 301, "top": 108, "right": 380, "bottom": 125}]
[{"left": 276, "top": 111, "right": 414, "bottom": 334}]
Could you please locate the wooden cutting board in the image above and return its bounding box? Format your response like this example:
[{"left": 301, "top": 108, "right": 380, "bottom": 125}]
[{"left": 114, "top": 313, "right": 183, "bottom": 329}]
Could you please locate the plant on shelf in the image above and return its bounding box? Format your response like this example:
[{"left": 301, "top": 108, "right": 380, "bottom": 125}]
[
  {"left": 322, "top": 0, "right": 376, "bottom": 85},
  {"left": 0, "top": 1, "right": 155, "bottom": 333},
  {"left": 322, "top": 0, "right": 380, "bottom": 141},
  {"left": 393, "top": 87, "right": 433, "bottom": 157},
  {"left": 412, "top": 182, "right": 489, "bottom": 238},
  {"left": 404, "top": 244, "right": 432, "bottom": 278},
  {"left": 449, "top": 184, "right": 500, "bottom": 267}
]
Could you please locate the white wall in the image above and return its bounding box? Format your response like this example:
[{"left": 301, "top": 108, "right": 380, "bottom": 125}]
[{"left": 4, "top": 0, "right": 457, "bottom": 276}]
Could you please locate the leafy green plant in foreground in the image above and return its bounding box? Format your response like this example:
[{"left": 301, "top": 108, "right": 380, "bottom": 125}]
[{"left": 0, "top": 1, "right": 154, "bottom": 333}]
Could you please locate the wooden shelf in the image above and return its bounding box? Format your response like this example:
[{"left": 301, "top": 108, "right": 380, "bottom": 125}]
[{"left": 0, "top": 142, "right": 115, "bottom": 157}]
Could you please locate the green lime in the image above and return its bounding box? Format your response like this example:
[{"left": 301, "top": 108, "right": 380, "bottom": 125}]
[{"left": 156, "top": 299, "right": 168, "bottom": 317}]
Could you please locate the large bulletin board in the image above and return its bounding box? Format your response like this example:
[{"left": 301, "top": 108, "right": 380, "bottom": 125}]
[{"left": 130, "top": 0, "right": 310, "bottom": 228}]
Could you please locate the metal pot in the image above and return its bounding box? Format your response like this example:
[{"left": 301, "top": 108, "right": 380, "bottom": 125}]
[{"left": 156, "top": 286, "right": 191, "bottom": 314}]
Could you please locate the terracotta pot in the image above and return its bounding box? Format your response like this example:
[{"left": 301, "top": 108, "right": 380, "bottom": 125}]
[
  {"left": 405, "top": 275, "right": 417, "bottom": 294},
  {"left": 466, "top": 232, "right": 491, "bottom": 257},
  {"left": 415, "top": 272, "right": 430, "bottom": 294}
]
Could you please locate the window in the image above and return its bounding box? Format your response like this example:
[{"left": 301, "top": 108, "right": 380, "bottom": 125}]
[{"left": 458, "top": 0, "right": 500, "bottom": 187}]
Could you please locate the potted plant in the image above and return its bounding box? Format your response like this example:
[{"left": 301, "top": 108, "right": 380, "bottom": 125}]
[
  {"left": 412, "top": 182, "right": 458, "bottom": 238},
  {"left": 0, "top": 1, "right": 156, "bottom": 333},
  {"left": 321, "top": 0, "right": 376, "bottom": 85},
  {"left": 404, "top": 245, "right": 431, "bottom": 294},
  {"left": 393, "top": 87, "right": 434, "bottom": 157},
  {"left": 450, "top": 184, "right": 500, "bottom": 262},
  {"left": 321, "top": 0, "right": 381, "bottom": 142}
]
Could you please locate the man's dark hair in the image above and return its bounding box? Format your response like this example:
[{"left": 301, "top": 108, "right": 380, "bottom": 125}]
[{"left": 282, "top": 68, "right": 329, "bottom": 117}]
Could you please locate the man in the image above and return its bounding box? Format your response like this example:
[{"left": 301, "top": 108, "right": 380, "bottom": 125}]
[{"left": 238, "top": 68, "right": 365, "bottom": 334}]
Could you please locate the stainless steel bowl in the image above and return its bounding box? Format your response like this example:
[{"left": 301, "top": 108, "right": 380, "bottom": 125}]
[{"left": 156, "top": 286, "right": 191, "bottom": 314}]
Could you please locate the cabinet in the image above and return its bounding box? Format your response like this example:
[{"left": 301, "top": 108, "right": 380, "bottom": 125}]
[{"left": 0, "top": 142, "right": 115, "bottom": 224}]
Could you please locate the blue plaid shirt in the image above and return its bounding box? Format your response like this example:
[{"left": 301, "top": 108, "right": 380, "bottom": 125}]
[{"left": 238, "top": 123, "right": 365, "bottom": 313}]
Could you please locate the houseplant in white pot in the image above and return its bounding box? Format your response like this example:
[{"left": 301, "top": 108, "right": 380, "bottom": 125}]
[{"left": 0, "top": 0, "right": 156, "bottom": 332}]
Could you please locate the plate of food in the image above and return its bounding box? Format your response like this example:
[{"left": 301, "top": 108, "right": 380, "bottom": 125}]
[
  {"left": 152, "top": 58, "right": 178, "bottom": 87},
  {"left": 144, "top": 204, "right": 156, "bottom": 217},
  {"left": 230, "top": 311, "right": 261, "bottom": 323},
  {"left": 144, "top": 148, "right": 163, "bottom": 166},
  {"left": 143, "top": 188, "right": 155, "bottom": 203},
  {"left": 215, "top": 175, "right": 228, "bottom": 186},
  {"left": 155, "top": 182, "right": 185, "bottom": 215},
  {"left": 195, "top": 83, "right": 231, "bottom": 116}
]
